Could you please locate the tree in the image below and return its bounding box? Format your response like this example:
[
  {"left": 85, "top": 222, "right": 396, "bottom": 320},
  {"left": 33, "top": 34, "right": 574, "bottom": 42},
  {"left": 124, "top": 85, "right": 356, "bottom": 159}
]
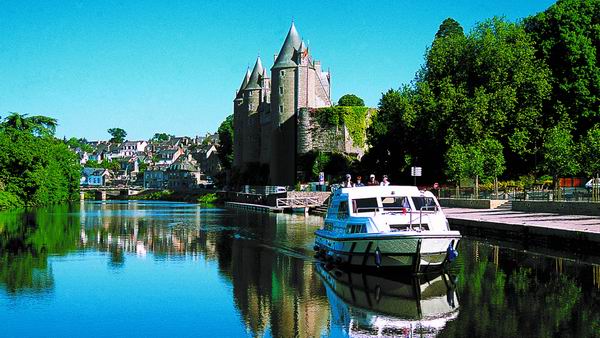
[
  {"left": 1, "top": 112, "right": 57, "bottom": 137},
  {"left": 580, "top": 124, "right": 600, "bottom": 176},
  {"left": 542, "top": 124, "right": 579, "bottom": 191},
  {"left": 107, "top": 128, "right": 127, "bottom": 143},
  {"left": 217, "top": 115, "right": 234, "bottom": 170},
  {"left": 0, "top": 114, "right": 81, "bottom": 209},
  {"left": 435, "top": 17, "right": 464, "bottom": 39},
  {"left": 151, "top": 133, "right": 173, "bottom": 142},
  {"left": 337, "top": 94, "right": 365, "bottom": 107},
  {"left": 524, "top": 0, "right": 600, "bottom": 134}
]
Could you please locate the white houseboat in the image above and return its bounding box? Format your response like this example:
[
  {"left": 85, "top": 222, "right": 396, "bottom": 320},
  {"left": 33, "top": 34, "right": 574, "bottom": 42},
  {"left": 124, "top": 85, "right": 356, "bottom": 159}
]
[{"left": 314, "top": 186, "right": 460, "bottom": 272}]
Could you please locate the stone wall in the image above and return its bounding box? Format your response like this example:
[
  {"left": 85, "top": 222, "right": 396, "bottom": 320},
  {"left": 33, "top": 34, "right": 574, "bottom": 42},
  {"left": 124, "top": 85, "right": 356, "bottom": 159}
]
[
  {"left": 297, "top": 108, "right": 364, "bottom": 157},
  {"left": 512, "top": 200, "right": 600, "bottom": 216},
  {"left": 439, "top": 198, "right": 508, "bottom": 209}
]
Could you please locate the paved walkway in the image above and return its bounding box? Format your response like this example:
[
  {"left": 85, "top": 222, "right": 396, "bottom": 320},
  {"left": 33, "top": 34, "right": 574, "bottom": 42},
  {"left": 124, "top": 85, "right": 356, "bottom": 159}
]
[{"left": 444, "top": 207, "right": 600, "bottom": 244}]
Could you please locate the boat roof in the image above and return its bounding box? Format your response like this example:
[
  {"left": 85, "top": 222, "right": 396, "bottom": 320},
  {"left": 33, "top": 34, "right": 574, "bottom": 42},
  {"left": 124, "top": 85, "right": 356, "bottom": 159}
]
[{"left": 337, "top": 185, "right": 424, "bottom": 199}]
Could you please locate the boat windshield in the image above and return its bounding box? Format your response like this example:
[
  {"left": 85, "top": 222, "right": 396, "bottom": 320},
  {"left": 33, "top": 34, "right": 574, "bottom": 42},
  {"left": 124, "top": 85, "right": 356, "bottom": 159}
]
[
  {"left": 381, "top": 196, "right": 411, "bottom": 211},
  {"left": 352, "top": 198, "right": 378, "bottom": 213},
  {"left": 412, "top": 196, "right": 437, "bottom": 211}
]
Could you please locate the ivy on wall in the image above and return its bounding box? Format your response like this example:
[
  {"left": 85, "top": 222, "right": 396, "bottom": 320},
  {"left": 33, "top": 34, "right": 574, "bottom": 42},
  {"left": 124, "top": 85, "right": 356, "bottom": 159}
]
[{"left": 314, "top": 106, "right": 370, "bottom": 147}]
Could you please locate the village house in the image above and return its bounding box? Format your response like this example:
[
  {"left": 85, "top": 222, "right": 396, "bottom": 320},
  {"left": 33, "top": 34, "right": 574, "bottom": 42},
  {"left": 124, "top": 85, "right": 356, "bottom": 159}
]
[
  {"left": 166, "top": 156, "right": 202, "bottom": 190},
  {"left": 143, "top": 167, "right": 168, "bottom": 189},
  {"left": 80, "top": 168, "right": 111, "bottom": 187}
]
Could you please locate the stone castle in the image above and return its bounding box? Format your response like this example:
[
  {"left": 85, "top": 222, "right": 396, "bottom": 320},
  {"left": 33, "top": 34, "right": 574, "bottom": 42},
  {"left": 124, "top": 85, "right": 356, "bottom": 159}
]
[{"left": 233, "top": 23, "right": 366, "bottom": 185}]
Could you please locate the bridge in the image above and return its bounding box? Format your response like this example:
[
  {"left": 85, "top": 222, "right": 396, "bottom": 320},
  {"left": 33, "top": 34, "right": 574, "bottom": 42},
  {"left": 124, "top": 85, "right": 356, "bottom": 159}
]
[{"left": 80, "top": 186, "right": 146, "bottom": 201}]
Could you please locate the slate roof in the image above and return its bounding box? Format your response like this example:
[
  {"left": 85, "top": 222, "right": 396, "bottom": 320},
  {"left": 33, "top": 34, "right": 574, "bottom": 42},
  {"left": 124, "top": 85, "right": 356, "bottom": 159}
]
[
  {"left": 272, "top": 23, "right": 302, "bottom": 69},
  {"left": 244, "top": 57, "right": 264, "bottom": 91}
]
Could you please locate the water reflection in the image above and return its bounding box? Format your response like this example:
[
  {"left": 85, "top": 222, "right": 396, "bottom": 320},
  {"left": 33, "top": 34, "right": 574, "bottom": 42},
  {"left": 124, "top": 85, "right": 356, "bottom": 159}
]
[
  {"left": 318, "top": 265, "right": 458, "bottom": 337},
  {"left": 1, "top": 202, "right": 599, "bottom": 337}
]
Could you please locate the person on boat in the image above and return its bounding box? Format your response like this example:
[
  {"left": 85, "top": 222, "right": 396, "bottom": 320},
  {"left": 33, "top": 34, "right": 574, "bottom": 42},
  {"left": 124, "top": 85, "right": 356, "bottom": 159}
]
[
  {"left": 380, "top": 175, "right": 390, "bottom": 186},
  {"left": 355, "top": 176, "right": 365, "bottom": 187},
  {"left": 342, "top": 174, "right": 355, "bottom": 187},
  {"left": 366, "top": 174, "right": 379, "bottom": 186}
]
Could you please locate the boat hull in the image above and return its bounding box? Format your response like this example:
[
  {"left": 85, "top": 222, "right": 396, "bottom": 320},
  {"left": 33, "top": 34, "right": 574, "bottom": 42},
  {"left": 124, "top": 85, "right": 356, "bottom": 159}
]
[{"left": 314, "top": 230, "right": 461, "bottom": 272}]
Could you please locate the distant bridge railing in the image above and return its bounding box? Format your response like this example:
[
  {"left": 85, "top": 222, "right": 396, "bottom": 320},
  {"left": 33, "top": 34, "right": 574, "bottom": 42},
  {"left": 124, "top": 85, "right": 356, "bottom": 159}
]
[{"left": 276, "top": 197, "right": 321, "bottom": 209}]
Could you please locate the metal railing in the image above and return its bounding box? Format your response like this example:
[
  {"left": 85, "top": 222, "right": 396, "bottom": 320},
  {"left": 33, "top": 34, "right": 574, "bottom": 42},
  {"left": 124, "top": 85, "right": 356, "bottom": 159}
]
[
  {"left": 276, "top": 197, "right": 321, "bottom": 208},
  {"left": 438, "top": 187, "right": 600, "bottom": 202}
]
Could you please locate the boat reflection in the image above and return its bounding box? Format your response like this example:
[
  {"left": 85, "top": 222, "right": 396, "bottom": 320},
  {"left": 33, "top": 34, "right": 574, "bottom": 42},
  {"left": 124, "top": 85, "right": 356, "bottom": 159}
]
[{"left": 317, "top": 264, "right": 459, "bottom": 337}]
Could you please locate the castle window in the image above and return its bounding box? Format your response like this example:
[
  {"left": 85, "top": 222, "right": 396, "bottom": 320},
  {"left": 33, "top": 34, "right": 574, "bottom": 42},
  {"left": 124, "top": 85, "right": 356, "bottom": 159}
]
[
  {"left": 280, "top": 70, "right": 285, "bottom": 77},
  {"left": 249, "top": 103, "right": 253, "bottom": 110},
  {"left": 279, "top": 86, "right": 284, "bottom": 95},
  {"left": 279, "top": 105, "right": 283, "bottom": 113},
  {"left": 249, "top": 91, "right": 253, "bottom": 97}
]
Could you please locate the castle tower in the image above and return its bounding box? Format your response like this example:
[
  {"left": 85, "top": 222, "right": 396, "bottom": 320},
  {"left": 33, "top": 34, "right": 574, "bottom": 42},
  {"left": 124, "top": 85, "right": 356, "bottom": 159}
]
[
  {"left": 233, "top": 68, "right": 250, "bottom": 168},
  {"left": 242, "top": 56, "right": 264, "bottom": 166},
  {"left": 259, "top": 67, "right": 272, "bottom": 165},
  {"left": 270, "top": 23, "right": 302, "bottom": 185}
]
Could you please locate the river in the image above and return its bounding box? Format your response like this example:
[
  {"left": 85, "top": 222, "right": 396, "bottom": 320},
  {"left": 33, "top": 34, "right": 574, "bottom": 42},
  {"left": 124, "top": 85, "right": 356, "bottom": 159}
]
[{"left": 0, "top": 201, "right": 599, "bottom": 337}]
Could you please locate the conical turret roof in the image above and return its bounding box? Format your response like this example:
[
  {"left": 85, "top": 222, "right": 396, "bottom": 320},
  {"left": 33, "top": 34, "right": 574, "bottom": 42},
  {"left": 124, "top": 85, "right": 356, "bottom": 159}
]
[
  {"left": 272, "top": 23, "right": 302, "bottom": 69},
  {"left": 234, "top": 68, "right": 251, "bottom": 100},
  {"left": 244, "top": 56, "right": 264, "bottom": 91}
]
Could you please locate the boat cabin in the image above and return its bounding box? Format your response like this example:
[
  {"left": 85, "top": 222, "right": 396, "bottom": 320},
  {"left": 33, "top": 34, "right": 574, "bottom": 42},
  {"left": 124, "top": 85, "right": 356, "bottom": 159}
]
[{"left": 324, "top": 186, "right": 449, "bottom": 234}]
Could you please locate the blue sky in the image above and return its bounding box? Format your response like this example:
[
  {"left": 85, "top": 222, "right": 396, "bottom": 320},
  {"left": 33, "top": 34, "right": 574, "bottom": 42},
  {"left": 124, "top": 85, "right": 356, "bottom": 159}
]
[{"left": 0, "top": 0, "right": 555, "bottom": 140}]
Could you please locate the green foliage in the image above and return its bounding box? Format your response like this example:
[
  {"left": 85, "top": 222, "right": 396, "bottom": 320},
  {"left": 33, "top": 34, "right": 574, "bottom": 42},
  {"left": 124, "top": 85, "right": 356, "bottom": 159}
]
[
  {"left": 107, "top": 127, "right": 127, "bottom": 143},
  {"left": 542, "top": 124, "right": 580, "bottom": 181},
  {"left": 197, "top": 193, "right": 218, "bottom": 204},
  {"left": 435, "top": 17, "right": 464, "bottom": 39},
  {"left": 337, "top": 94, "right": 365, "bottom": 107},
  {"left": 366, "top": 15, "right": 555, "bottom": 183},
  {"left": 315, "top": 106, "right": 370, "bottom": 147},
  {"left": 217, "top": 115, "right": 234, "bottom": 169},
  {"left": 0, "top": 115, "right": 81, "bottom": 210},
  {"left": 524, "top": 0, "right": 600, "bottom": 132},
  {"left": 579, "top": 124, "right": 600, "bottom": 175},
  {"left": 311, "top": 152, "right": 330, "bottom": 179},
  {"left": 1, "top": 112, "right": 57, "bottom": 137},
  {"left": 65, "top": 137, "right": 93, "bottom": 152},
  {"left": 151, "top": 133, "right": 173, "bottom": 142}
]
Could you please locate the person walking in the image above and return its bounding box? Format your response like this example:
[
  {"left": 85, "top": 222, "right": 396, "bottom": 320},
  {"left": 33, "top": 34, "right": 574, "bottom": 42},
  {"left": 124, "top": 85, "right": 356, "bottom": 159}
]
[
  {"left": 366, "top": 174, "right": 379, "bottom": 186},
  {"left": 380, "top": 175, "right": 390, "bottom": 186}
]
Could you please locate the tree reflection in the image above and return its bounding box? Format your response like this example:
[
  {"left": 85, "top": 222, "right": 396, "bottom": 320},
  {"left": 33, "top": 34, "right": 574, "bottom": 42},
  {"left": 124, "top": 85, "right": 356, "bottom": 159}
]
[
  {"left": 440, "top": 241, "right": 600, "bottom": 337},
  {"left": 0, "top": 205, "right": 79, "bottom": 294}
]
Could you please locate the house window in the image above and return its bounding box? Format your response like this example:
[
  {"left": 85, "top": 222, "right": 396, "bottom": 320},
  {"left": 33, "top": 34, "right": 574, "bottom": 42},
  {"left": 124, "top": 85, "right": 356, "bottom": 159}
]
[
  {"left": 279, "top": 105, "right": 283, "bottom": 113},
  {"left": 279, "top": 86, "right": 284, "bottom": 95}
]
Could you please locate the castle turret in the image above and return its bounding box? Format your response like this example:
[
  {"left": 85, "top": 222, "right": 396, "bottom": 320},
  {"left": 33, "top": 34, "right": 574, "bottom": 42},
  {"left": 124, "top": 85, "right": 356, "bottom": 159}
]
[
  {"left": 233, "top": 68, "right": 250, "bottom": 168},
  {"left": 270, "top": 23, "right": 302, "bottom": 185},
  {"left": 242, "top": 57, "right": 264, "bottom": 166}
]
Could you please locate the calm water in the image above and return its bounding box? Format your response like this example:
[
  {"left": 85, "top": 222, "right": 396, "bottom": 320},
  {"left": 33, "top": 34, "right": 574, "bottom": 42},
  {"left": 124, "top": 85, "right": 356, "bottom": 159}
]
[{"left": 1, "top": 201, "right": 599, "bottom": 337}]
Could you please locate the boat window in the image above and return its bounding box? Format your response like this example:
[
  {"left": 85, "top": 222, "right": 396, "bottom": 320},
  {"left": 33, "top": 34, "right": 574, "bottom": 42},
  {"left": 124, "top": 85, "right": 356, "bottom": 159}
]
[
  {"left": 381, "top": 196, "right": 411, "bottom": 210},
  {"left": 324, "top": 222, "right": 334, "bottom": 231},
  {"left": 352, "top": 198, "right": 378, "bottom": 213},
  {"left": 346, "top": 224, "right": 366, "bottom": 234},
  {"left": 412, "top": 196, "right": 437, "bottom": 211},
  {"left": 337, "top": 201, "right": 349, "bottom": 219}
]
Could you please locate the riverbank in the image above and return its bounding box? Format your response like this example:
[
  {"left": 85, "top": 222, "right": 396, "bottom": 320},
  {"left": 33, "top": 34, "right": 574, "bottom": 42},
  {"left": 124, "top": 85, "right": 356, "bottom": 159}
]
[{"left": 121, "top": 190, "right": 219, "bottom": 204}]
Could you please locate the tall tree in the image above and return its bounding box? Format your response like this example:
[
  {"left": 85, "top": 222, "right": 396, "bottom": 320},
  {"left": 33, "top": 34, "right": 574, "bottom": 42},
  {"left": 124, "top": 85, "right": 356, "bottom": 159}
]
[
  {"left": 107, "top": 128, "right": 127, "bottom": 143},
  {"left": 524, "top": 0, "right": 600, "bottom": 133},
  {"left": 1, "top": 112, "right": 57, "bottom": 137}
]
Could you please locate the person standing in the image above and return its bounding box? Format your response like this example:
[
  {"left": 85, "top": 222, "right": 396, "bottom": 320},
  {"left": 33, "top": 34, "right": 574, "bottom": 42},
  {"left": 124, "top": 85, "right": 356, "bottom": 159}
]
[
  {"left": 380, "top": 175, "right": 390, "bottom": 186},
  {"left": 355, "top": 176, "right": 365, "bottom": 187},
  {"left": 342, "top": 174, "right": 355, "bottom": 188},
  {"left": 366, "top": 174, "right": 379, "bottom": 186}
]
